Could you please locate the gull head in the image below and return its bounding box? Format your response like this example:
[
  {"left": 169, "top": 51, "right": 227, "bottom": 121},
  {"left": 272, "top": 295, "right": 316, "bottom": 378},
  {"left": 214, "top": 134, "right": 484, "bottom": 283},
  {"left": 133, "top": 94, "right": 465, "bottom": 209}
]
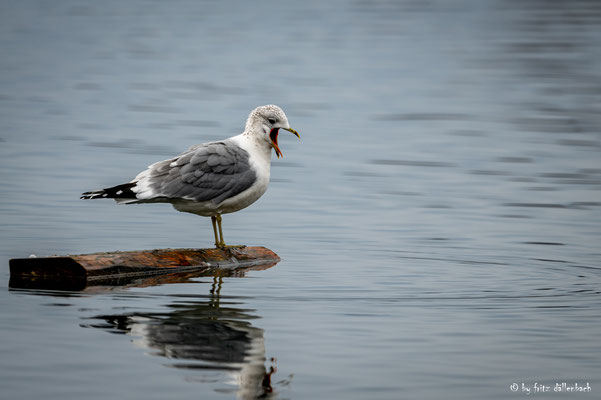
[{"left": 245, "top": 104, "right": 300, "bottom": 158}]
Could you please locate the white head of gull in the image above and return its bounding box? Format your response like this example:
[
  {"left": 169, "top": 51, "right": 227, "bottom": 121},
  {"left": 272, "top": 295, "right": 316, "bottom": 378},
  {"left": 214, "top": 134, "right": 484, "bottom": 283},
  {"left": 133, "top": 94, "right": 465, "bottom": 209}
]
[{"left": 81, "top": 105, "right": 300, "bottom": 248}]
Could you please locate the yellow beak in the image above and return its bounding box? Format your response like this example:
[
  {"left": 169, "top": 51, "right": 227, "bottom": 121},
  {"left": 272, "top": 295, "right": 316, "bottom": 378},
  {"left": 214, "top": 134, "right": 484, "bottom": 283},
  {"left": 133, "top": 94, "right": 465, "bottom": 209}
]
[
  {"left": 283, "top": 127, "right": 301, "bottom": 139},
  {"left": 271, "top": 127, "right": 300, "bottom": 158}
]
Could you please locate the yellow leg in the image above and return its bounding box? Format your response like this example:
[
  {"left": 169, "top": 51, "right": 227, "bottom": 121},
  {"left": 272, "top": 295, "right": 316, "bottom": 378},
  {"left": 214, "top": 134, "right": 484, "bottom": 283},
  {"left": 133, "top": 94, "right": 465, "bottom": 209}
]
[
  {"left": 211, "top": 216, "right": 220, "bottom": 247},
  {"left": 216, "top": 214, "right": 226, "bottom": 248},
  {"left": 211, "top": 214, "right": 244, "bottom": 249}
]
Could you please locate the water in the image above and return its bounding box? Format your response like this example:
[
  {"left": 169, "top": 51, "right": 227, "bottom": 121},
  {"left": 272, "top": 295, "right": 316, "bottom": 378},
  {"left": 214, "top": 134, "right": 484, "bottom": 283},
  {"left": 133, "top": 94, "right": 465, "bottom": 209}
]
[{"left": 1, "top": 0, "right": 600, "bottom": 399}]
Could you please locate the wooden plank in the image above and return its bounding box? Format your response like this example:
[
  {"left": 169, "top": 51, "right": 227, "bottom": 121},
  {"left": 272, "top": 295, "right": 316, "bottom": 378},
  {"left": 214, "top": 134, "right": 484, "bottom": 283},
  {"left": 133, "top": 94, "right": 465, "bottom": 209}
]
[{"left": 9, "top": 246, "right": 280, "bottom": 290}]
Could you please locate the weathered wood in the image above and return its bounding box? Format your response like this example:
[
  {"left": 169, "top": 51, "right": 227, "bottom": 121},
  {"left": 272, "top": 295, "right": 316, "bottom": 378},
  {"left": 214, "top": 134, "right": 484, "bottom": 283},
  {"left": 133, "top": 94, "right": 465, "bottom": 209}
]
[{"left": 9, "top": 246, "right": 280, "bottom": 290}]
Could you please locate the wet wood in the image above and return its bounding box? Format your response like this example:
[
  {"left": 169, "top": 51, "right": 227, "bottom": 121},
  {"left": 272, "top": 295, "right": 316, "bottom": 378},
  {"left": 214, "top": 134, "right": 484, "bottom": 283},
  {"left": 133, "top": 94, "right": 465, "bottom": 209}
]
[{"left": 9, "top": 246, "right": 280, "bottom": 290}]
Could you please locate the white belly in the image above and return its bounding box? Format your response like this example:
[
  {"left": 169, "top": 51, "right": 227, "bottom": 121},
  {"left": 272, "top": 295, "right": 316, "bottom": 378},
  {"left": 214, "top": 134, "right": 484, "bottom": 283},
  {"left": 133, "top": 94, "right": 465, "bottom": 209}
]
[{"left": 171, "top": 178, "right": 268, "bottom": 216}]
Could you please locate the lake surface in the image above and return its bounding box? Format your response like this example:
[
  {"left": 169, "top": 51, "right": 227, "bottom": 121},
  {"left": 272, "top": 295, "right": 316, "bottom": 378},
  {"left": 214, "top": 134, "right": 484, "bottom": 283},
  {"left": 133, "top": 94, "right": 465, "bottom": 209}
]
[{"left": 1, "top": 1, "right": 600, "bottom": 399}]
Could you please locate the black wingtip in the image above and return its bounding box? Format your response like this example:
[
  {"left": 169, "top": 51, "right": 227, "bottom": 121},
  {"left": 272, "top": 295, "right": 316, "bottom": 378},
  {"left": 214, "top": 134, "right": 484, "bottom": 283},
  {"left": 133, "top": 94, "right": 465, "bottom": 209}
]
[
  {"left": 80, "top": 182, "right": 137, "bottom": 200},
  {"left": 80, "top": 190, "right": 106, "bottom": 200}
]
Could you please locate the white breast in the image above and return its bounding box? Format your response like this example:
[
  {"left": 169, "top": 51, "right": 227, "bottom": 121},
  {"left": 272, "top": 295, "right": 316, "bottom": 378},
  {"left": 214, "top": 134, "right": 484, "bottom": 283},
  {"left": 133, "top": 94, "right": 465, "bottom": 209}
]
[{"left": 215, "top": 134, "right": 272, "bottom": 214}]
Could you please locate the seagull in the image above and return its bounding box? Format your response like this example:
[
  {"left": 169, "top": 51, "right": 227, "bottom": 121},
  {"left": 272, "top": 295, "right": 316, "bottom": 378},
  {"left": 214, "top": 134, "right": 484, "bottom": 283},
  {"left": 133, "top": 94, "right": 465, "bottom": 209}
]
[{"left": 81, "top": 105, "right": 300, "bottom": 248}]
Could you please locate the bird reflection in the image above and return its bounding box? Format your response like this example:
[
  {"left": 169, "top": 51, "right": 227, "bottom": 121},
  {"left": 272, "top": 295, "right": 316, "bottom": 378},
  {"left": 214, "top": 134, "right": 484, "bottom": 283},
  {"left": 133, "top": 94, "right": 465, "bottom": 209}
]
[{"left": 85, "top": 276, "right": 279, "bottom": 399}]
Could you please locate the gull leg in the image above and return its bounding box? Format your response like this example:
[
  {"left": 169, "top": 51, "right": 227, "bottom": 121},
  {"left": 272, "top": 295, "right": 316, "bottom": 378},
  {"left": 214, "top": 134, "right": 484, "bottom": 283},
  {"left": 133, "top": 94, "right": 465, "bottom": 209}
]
[
  {"left": 214, "top": 214, "right": 245, "bottom": 249},
  {"left": 211, "top": 216, "right": 220, "bottom": 247},
  {"left": 216, "top": 213, "right": 226, "bottom": 248}
]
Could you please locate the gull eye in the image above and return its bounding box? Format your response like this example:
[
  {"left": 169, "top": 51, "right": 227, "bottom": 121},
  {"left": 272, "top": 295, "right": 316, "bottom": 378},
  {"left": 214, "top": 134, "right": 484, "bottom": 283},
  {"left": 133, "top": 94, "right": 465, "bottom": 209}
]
[{"left": 268, "top": 118, "right": 276, "bottom": 124}]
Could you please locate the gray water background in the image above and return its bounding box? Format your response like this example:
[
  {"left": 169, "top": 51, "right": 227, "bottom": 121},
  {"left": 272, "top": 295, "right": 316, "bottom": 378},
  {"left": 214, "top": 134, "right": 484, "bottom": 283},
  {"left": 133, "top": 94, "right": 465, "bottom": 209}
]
[{"left": 1, "top": 0, "right": 600, "bottom": 399}]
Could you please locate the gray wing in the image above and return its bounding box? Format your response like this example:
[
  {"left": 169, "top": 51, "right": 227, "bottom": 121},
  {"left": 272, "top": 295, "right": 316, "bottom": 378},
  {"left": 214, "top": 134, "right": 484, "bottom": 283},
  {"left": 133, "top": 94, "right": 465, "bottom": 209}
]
[{"left": 142, "top": 141, "right": 256, "bottom": 204}]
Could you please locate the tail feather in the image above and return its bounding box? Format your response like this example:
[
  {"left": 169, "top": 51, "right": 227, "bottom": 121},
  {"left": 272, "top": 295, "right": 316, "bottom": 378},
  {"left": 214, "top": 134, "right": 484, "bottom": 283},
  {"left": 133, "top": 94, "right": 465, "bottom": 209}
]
[{"left": 81, "top": 182, "right": 137, "bottom": 200}]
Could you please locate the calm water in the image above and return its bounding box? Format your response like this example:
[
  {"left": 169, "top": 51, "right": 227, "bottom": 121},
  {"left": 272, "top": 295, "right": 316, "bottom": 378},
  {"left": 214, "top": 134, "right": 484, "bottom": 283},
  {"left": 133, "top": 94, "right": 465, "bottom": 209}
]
[{"left": 1, "top": 1, "right": 601, "bottom": 399}]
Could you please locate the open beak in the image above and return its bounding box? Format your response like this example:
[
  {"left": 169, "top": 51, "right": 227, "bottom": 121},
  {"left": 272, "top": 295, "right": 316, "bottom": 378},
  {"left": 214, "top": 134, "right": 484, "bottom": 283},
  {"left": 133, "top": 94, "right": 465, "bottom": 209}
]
[{"left": 270, "top": 127, "right": 300, "bottom": 158}]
